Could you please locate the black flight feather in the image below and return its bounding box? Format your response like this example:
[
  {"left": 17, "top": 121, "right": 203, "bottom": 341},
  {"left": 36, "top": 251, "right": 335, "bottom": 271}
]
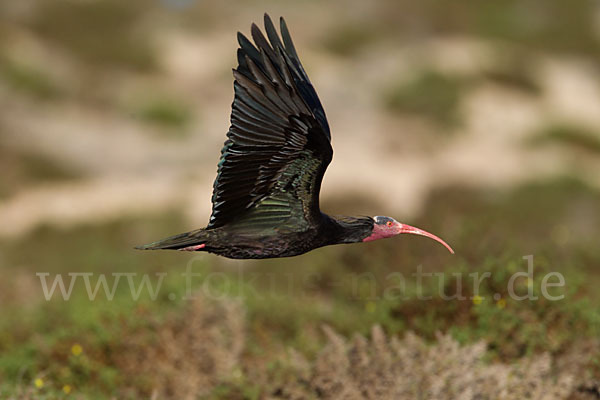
[{"left": 207, "top": 13, "right": 332, "bottom": 230}]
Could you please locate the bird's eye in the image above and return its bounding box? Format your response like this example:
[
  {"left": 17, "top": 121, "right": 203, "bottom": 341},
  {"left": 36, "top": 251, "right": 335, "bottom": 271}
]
[{"left": 386, "top": 221, "right": 393, "bottom": 227}]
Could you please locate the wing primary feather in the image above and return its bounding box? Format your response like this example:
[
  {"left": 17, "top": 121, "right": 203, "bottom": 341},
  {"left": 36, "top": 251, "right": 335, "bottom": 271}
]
[
  {"left": 251, "top": 23, "right": 279, "bottom": 66},
  {"left": 264, "top": 14, "right": 285, "bottom": 52},
  {"left": 237, "top": 32, "right": 261, "bottom": 66},
  {"left": 279, "top": 17, "right": 300, "bottom": 62},
  {"left": 260, "top": 50, "right": 288, "bottom": 94},
  {"left": 278, "top": 20, "right": 331, "bottom": 138},
  {"left": 235, "top": 50, "right": 252, "bottom": 80},
  {"left": 273, "top": 48, "right": 312, "bottom": 114},
  {"left": 275, "top": 48, "right": 294, "bottom": 87}
]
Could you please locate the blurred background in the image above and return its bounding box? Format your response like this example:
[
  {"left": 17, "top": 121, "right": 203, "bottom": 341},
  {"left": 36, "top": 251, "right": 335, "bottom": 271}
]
[{"left": 1, "top": 0, "right": 600, "bottom": 398}]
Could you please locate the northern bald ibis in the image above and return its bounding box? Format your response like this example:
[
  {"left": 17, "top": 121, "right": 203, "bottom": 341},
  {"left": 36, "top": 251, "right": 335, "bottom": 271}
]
[{"left": 137, "top": 14, "right": 454, "bottom": 259}]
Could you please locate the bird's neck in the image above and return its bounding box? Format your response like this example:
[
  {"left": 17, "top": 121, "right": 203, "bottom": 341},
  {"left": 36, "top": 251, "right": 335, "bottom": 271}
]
[{"left": 324, "top": 215, "right": 374, "bottom": 244}]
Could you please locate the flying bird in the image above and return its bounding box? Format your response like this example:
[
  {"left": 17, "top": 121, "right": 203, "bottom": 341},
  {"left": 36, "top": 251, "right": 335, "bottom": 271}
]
[{"left": 137, "top": 14, "right": 454, "bottom": 259}]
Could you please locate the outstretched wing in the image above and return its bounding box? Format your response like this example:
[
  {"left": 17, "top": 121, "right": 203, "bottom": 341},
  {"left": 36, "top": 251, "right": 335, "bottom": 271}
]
[{"left": 207, "top": 14, "right": 332, "bottom": 232}]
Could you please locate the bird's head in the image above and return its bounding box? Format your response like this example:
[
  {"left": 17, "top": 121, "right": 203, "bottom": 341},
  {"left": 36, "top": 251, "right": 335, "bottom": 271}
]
[{"left": 363, "top": 216, "right": 454, "bottom": 254}]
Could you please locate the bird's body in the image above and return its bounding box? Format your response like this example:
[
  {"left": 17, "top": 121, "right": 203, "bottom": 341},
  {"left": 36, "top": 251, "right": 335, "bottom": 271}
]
[
  {"left": 143, "top": 214, "right": 374, "bottom": 259},
  {"left": 137, "top": 14, "right": 454, "bottom": 259}
]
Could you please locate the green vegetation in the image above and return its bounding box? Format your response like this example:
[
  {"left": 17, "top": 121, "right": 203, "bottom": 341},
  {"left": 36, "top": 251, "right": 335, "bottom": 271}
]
[
  {"left": 384, "top": 70, "right": 467, "bottom": 126},
  {"left": 527, "top": 125, "right": 600, "bottom": 154},
  {"left": 479, "top": 50, "right": 541, "bottom": 94},
  {"left": 468, "top": 0, "right": 600, "bottom": 58},
  {"left": 1, "top": 178, "right": 598, "bottom": 397},
  {"left": 0, "top": 146, "right": 81, "bottom": 199},
  {"left": 321, "top": 23, "right": 376, "bottom": 57},
  {"left": 136, "top": 98, "right": 193, "bottom": 131},
  {"left": 380, "top": 0, "right": 600, "bottom": 63},
  {"left": 29, "top": 0, "right": 157, "bottom": 71},
  {"left": 0, "top": 58, "right": 62, "bottom": 100}
]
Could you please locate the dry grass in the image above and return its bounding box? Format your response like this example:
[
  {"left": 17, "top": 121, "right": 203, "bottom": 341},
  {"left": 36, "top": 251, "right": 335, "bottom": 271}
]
[
  {"left": 115, "top": 295, "right": 245, "bottom": 399},
  {"left": 267, "top": 325, "right": 594, "bottom": 400}
]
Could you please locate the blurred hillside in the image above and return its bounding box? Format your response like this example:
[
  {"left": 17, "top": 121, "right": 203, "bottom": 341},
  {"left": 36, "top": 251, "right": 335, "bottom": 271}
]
[
  {"left": 1, "top": 0, "right": 600, "bottom": 398},
  {"left": 1, "top": 0, "right": 600, "bottom": 236}
]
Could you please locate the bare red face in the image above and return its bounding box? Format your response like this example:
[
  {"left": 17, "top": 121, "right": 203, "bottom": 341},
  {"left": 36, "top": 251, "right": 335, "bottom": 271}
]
[{"left": 362, "top": 216, "right": 454, "bottom": 254}]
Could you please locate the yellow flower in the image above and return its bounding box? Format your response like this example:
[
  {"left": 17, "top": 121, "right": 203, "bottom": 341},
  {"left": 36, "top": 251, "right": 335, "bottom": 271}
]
[
  {"left": 472, "top": 295, "right": 483, "bottom": 305},
  {"left": 71, "top": 343, "right": 83, "bottom": 356},
  {"left": 34, "top": 378, "right": 44, "bottom": 388},
  {"left": 496, "top": 298, "right": 506, "bottom": 309},
  {"left": 365, "top": 301, "right": 376, "bottom": 313},
  {"left": 63, "top": 384, "right": 72, "bottom": 394}
]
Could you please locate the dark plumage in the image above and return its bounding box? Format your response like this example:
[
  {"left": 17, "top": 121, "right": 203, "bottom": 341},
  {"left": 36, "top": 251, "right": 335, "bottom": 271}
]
[{"left": 137, "top": 14, "right": 454, "bottom": 259}]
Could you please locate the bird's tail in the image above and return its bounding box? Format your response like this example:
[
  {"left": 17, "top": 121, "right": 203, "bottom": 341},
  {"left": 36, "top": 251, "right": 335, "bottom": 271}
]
[{"left": 135, "top": 229, "right": 208, "bottom": 251}]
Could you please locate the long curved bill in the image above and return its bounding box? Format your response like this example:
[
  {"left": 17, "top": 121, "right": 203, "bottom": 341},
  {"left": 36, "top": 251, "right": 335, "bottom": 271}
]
[{"left": 400, "top": 224, "right": 455, "bottom": 254}]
